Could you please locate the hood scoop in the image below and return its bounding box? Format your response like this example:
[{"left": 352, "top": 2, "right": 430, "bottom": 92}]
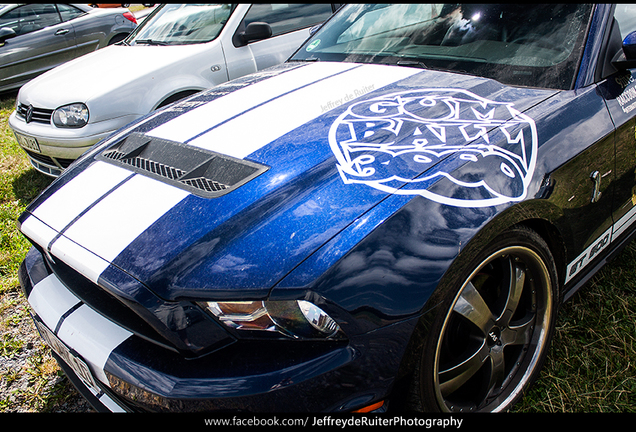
[{"left": 97, "top": 132, "right": 269, "bottom": 198}]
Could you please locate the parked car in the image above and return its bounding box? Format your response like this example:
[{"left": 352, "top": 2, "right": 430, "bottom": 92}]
[
  {"left": 17, "top": 3, "right": 636, "bottom": 413},
  {"left": 9, "top": 3, "right": 339, "bottom": 177},
  {"left": 0, "top": 4, "right": 136, "bottom": 93}
]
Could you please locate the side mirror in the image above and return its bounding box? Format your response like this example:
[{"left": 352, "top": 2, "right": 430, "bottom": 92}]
[
  {"left": 0, "top": 27, "right": 16, "bottom": 44},
  {"left": 623, "top": 30, "right": 636, "bottom": 59},
  {"left": 612, "top": 30, "right": 636, "bottom": 69},
  {"left": 309, "top": 24, "right": 322, "bottom": 36},
  {"left": 237, "top": 22, "right": 272, "bottom": 45}
]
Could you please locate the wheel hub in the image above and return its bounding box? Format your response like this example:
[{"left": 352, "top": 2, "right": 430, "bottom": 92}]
[{"left": 487, "top": 326, "right": 502, "bottom": 347}]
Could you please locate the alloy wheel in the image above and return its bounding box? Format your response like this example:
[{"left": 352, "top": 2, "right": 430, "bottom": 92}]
[{"left": 433, "top": 245, "right": 554, "bottom": 412}]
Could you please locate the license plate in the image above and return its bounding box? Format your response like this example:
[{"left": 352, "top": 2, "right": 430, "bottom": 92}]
[
  {"left": 15, "top": 132, "right": 40, "bottom": 153},
  {"left": 34, "top": 318, "right": 101, "bottom": 394}
]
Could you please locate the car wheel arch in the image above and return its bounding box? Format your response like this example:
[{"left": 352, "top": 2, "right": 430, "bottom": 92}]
[
  {"left": 154, "top": 89, "right": 204, "bottom": 110},
  {"left": 107, "top": 33, "right": 129, "bottom": 45},
  {"left": 393, "top": 222, "right": 561, "bottom": 412},
  {"left": 388, "top": 208, "right": 567, "bottom": 412}
]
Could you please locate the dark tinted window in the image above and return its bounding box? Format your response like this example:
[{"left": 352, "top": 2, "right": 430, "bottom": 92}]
[
  {"left": 57, "top": 4, "right": 85, "bottom": 22},
  {"left": 291, "top": 4, "right": 593, "bottom": 90},
  {"left": 0, "top": 4, "right": 61, "bottom": 36},
  {"left": 244, "top": 4, "right": 333, "bottom": 36}
]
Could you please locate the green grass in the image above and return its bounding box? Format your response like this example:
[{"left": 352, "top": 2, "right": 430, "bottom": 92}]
[
  {"left": 515, "top": 243, "right": 636, "bottom": 412},
  {"left": 0, "top": 92, "right": 59, "bottom": 412},
  {"left": 0, "top": 90, "right": 634, "bottom": 412},
  {"left": 0, "top": 93, "right": 52, "bottom": 295}
]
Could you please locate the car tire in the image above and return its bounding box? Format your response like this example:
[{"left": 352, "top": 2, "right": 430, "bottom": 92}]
[{"left": 409, "top": 225, "right": 559, "bottom": 412}]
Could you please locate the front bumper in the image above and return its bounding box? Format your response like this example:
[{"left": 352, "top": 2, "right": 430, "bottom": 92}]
[
  {"left": 9, "top": 111, "right": 139, "bottom": 176},
  {"left": 18, "top": 246, "right": 415, "bottom": 413}
]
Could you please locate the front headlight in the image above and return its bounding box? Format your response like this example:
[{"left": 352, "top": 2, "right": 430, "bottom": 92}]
[
  {"left": 53, "top": 103, "right": 89, "bottom": 128},
  {"left": 200, "top": 300, "right": 341, "bottom": 339}
]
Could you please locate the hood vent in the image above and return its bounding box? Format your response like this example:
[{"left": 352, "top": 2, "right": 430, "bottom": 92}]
[{"left": 97, "top": 133, "right": 269, "bottom": 198}]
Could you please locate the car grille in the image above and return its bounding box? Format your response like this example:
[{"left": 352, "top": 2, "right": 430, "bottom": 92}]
[
  {"left": 44, "top": 253, "right": 173, "bottom": 351},
  {"left": 34, "top": 246, "right": 235, "bottom": 357},
  {"left": 16, "top": 103, "right": 54, "bottom": 124},
  {"left": 24, "top": 149, "right": 75, "bottom": 169},
  {"left": 98, "top": 132, "right": 269, "bottom": 198}
]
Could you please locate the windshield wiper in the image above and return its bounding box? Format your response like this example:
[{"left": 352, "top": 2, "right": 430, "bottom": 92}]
[
  {"left": 396, "top": 59, "right": 427, "bottom": 69},
  {"left": 134, "top": 39, "right": 168, "bottom": 46},
  {"left": 289, "top": 57, "right": 320, "bottom": 62}
]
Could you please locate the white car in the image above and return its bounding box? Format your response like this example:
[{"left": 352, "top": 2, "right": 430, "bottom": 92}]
[{"left": 9, "top": 4, "right": 338, "bottom": 176}]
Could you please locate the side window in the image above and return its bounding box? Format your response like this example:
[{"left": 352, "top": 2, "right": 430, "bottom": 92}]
[
  {"left": 243, "top": 4, "right": 333, "bottom": 37},
  {"left": 615, "top": 4, "right": 636, "bottom": 39},
  {"left": 0, "top": 4, "right": 61, "bottom": 36},
  {"left": 57, "top": 4, "right": 85, "bottom": 22}
]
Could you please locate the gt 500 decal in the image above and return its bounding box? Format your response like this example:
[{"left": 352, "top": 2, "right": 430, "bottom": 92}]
[
  {"left": 567, "top": 204, "right": 636, "bottom": 284},
  {"left": 329, "top": 88, "right": 538, "bottom": 207},
  {"left": 565, "top": 227, "right": 612, "bottom": 284}
]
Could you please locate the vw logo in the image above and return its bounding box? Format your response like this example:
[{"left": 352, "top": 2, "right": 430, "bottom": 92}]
[{"left": 25, "top": 105, "right": 33, "bottom": 123}]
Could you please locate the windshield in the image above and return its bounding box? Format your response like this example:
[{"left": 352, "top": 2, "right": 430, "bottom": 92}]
[
  {"left": 128, "top": 4, "right": 236, "bottom": 46},
  {"left": 291, "top": 4, "right": 593, "bottom": 90}
]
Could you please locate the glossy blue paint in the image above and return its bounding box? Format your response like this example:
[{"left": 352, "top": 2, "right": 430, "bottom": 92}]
[{"left": 106, "top": 69, "right": 556, "bottom": 304}]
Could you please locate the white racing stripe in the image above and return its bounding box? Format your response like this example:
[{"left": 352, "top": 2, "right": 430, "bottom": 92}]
[
  {"left": 61, "top": 174, "right": 189, "bottom": 267},
  {"left": 49, "top": 236, "right": 111, "bottom": 284},
  {"left": 27, "top": 275, "right": 132, "bottom": 382},
  {"left": 28, "top": 272, "right": 131, "bottom": 412},
  {"left": 188, "top": 64, "right": 421, "bottom": 159},
  {"left": 28, "top": 274, "right": 81, "bottom": 332},
  {"left": 24, "top": 166, "right": 188, "bottom": 284},
  {"left": 58, "top": 303, "right": 132, "bottom": 386},
  {"left": 31, "top": 161, "right": 133, "bottom": 233},
  {"left": 146, "top": 62, "right": 359, "bottom": 143},
  {"left": 20, "top": 215, "right": 58, "bottom": 253},
  {"left": 21, "top": 161, "right": 132, "bottom": 250}
]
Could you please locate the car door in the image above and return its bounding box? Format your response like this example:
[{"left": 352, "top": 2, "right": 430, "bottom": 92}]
[
  {"left": 0, "top": 4, "right": 76, "bottom": 91},
  {"left": 56, "top": 4, "right": 99, "bottom": 57},
  {"left": 223, "top": 4, "right": 335, "bottom": 80},
  {"left": 599, "top": 5, "right": 636, "bottom": 240}
]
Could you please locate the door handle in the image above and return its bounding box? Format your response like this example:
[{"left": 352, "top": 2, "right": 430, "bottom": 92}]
[
  {"left": 55, "top": 29, "right": 70, "bottom": 35},
  {"left": 590, "top": 171, "right": 602, "bottom": 203}
]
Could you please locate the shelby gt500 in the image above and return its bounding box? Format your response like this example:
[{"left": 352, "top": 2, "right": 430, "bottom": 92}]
[{"left": 16, "top": 4, "right": 636, "bottom": 412}]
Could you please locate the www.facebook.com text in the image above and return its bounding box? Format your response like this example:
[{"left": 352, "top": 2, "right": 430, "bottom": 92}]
[{"left": 204, "top": 415, "right": 464, "bottom": 428}]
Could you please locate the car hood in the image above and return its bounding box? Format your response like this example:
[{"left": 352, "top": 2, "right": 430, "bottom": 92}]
[
  {"left": 20, "top": 61, "right": 557, "bottom": 302},
  {"left": 18, "top": 44, "right": 209, "bottom": 109}
]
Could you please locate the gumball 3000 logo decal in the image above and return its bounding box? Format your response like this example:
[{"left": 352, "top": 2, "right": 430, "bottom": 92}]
[{"left": 328, "top": 89, "right": 538, "bottom": 207}]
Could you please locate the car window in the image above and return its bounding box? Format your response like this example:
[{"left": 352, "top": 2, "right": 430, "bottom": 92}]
[
  {"left": 130, "top": 4, "right": 235, "bottom": 46},
  {"left": 0, "top": 4, "right": 62, "bottom": 36},
  {"left": 292, "top": 4, "right": 593, "bottom": 90},
  {"left": 56, "top": 4, "right": 86, "bottom": 23},
  {"left": 243, "top": 4, "right": 333, "bottom": 37},
  {"left": 615, "top": 4, "right": 636, "bottom": 40}
]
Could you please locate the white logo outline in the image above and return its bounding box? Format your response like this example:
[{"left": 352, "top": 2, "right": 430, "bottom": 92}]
[{"left": 328, "top": 88, "right": 538, "bottom": 208}]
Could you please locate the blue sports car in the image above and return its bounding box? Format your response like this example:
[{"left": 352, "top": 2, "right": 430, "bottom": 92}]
[{"left": 16, "top": 4, "right": 636, "bottom": 413}]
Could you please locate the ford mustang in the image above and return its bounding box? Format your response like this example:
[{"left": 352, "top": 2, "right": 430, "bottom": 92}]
[{"left": 16, "top": 4, "right": 636, "bottom": 413}]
